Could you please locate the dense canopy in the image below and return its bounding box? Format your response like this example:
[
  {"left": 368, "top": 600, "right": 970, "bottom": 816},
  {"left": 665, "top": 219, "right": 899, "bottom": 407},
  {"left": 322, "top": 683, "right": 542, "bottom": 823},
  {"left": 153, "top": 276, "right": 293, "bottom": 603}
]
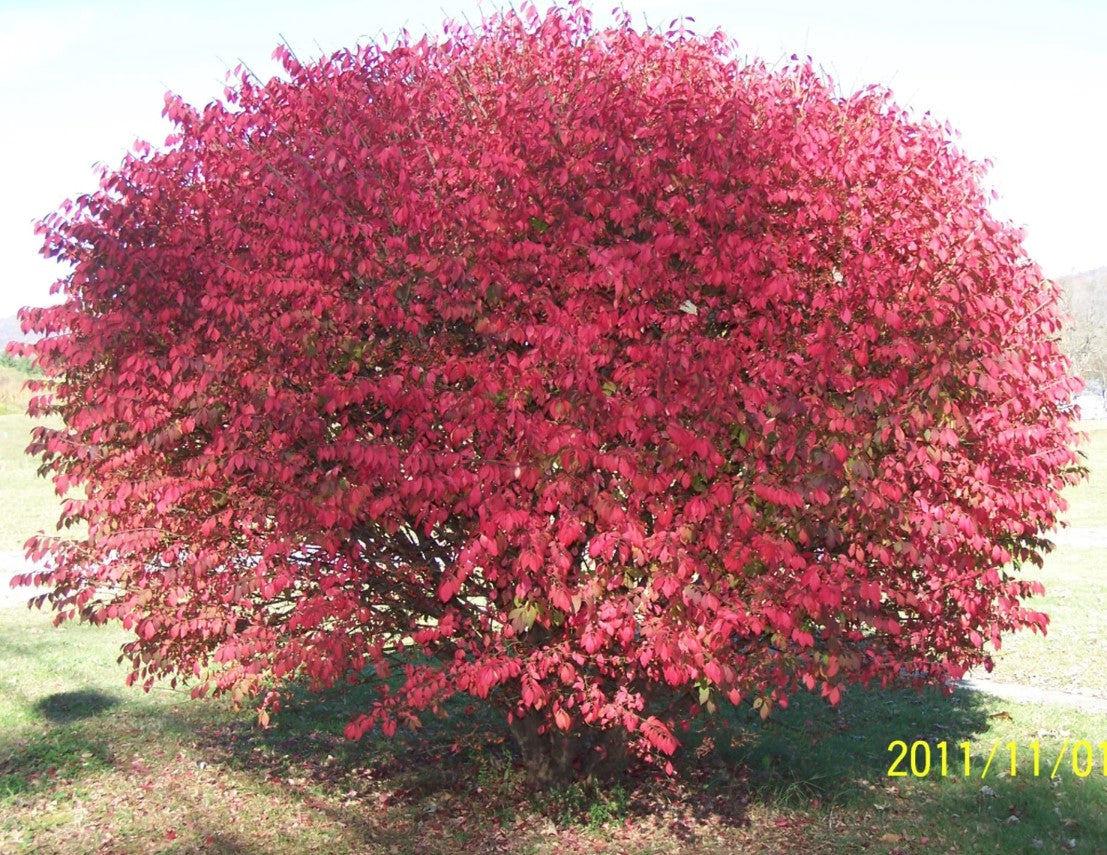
[{"left": 17, "top": 3, "right": 1082, "bottom": 784}]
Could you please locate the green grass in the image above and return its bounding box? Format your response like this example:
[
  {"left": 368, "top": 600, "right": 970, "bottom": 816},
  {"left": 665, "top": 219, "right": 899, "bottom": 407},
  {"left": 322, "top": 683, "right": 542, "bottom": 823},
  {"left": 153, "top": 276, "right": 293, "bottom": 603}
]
[
  {"left": 712, "top": 687, "right": 1107, "bottom": 854},
  {"left": 1, "top": 413, "right": 1106, "bottom": 853},
  {"left": 0, "top": 366, "right": 31, "bottom": 415},
  {"left": 1064, "top": 418, "right": 1107, "bottom": 529},
  {"left": 986, "top": 546, "right": 1107, "bottom": 697},
  {"left": 981, "top": 418, "right": 1107, "bottom": 696},
  {"left": 0, "top": 412, "right": 62, "bottom": 553},
  {"left": 3, "top": 602, "right": 1105, "bottom": 854}
]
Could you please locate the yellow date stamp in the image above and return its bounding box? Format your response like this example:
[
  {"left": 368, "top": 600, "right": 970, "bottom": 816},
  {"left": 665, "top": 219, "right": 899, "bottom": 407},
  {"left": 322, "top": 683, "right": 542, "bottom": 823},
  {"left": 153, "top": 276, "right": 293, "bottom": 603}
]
[{"left": 887, "top": 740, "right": 1107, "bottom": 779}]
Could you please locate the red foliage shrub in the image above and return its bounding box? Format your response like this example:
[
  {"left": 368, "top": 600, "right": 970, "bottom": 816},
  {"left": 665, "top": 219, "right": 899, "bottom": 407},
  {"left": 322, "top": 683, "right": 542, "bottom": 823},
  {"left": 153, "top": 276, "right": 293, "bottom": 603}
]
[{"left": 16, "top": 3, "right": 1083, "bottom": 784}]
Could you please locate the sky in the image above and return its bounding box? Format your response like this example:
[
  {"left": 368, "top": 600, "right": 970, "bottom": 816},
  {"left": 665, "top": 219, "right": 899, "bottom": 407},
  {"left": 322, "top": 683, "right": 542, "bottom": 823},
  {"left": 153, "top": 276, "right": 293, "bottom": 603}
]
[{"left": 1, "top": 0, "right": 1105, "bottom": 320}]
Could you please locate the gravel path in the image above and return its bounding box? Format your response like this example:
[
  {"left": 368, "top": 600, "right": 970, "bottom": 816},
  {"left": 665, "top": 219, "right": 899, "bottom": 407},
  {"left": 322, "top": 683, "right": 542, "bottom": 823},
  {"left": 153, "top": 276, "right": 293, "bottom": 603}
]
[
  {"left": 1049, "top": 526, "right": 1107, "bottom": 548},
  {"left": 954, "top": 676, "right": 1107, "bottom": 714}
]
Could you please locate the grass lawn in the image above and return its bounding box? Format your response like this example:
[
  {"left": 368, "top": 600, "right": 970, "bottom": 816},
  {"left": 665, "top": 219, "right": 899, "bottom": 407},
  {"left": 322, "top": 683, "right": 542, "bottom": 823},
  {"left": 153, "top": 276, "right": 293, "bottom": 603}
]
[
  {"left": 0, "top": 412, "right": 63, "bottom": 555},
  {"left": 0, "top": 366, "right": 31, "bottom": 416},
  {"left": 1062, "top": 419, "right": 1107, "bottom": 530},
  {"left": 2, "top": 413, "right": 1106, "bottom": 854},
  {"left": 983, "top": 419, "right": 1107, "bottom": 698}
]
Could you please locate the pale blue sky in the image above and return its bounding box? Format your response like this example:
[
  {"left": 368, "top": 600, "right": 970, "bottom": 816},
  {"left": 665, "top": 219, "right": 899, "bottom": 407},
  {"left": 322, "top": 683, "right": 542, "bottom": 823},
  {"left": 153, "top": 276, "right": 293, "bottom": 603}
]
[{"left": 1, "top": 0, "right": 1104, "bottom": 318}]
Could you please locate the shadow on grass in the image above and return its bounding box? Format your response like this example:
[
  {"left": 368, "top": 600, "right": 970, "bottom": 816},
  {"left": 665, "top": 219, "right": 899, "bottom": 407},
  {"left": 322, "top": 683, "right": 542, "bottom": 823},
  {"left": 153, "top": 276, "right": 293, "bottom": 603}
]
[
  {"left": 0, "top": 727, "right": 114, "bottom": 797},
  {"left": 705, "top": 684, "right": 1107, "bottom": 854},
  {"left": 178, "top": 679, "right": 1004, "bottom": 851},
  {"left": 702, "top": 682, "right": 994, "bottom": 805},
  {"left": 185, "top": 683, "right": 541, "bottom": 850},
  {"left": 925, "top": 769, "right": 1107, "bottom": 854},
  {"left": 2, "top": 691, "right": 121, "bottom": 797},
  {"left": 1, "top": 691, "right": 120, "bottom": 796},
  {"left": 5, "top": 671, "right": 1107, "bottom": 853},
  {"left": 34, "top": 689, "right": 119, "bottom": 723}
]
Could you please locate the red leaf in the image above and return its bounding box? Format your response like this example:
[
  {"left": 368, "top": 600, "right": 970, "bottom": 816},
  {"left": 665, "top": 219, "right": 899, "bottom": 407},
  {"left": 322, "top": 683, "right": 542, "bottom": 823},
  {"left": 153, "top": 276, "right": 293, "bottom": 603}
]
[{"left": 22, "top": 0, "right": 1080, "bottom": 788}]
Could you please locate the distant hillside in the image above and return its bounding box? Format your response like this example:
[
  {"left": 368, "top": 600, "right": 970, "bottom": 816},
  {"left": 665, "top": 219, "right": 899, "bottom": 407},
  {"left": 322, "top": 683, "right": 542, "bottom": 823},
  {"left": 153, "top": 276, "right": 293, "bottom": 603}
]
[
  {"left": 0, "top": 315, "right": 30, "bottom": 347},
  {"left": 1057, "top": 266, "right": 1107, "bottom": 312}
]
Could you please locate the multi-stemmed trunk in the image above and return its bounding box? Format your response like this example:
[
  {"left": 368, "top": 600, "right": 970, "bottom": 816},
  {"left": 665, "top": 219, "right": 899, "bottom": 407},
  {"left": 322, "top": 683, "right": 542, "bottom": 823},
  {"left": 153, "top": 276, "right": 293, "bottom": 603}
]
[{"left": 507, "top": 713, "right": 629, "bottom": 789}]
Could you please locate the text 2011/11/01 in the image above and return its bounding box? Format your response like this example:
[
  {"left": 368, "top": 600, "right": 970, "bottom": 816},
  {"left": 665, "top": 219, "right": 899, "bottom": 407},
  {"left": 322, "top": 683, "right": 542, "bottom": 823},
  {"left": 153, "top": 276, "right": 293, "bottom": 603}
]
[{"left": 887, "top": 740, "right": 1107, "bottom": 779}]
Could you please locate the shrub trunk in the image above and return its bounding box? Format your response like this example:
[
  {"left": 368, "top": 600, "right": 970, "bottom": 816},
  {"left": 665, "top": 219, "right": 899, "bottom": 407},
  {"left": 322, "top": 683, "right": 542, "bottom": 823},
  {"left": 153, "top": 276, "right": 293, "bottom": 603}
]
[{"left": 507, "top": 714, "right": 628, "bottom": 789}]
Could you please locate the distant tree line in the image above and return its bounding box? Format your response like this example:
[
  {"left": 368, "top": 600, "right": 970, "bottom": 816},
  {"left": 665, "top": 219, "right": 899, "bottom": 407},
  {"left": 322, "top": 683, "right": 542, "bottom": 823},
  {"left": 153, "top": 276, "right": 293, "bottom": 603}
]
[
  {"left": 0, "top": 352, "right": 37, "bottom": 375},
  {"left": 1059, "top": 267, "right": 1107, "bottom": 397}
]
